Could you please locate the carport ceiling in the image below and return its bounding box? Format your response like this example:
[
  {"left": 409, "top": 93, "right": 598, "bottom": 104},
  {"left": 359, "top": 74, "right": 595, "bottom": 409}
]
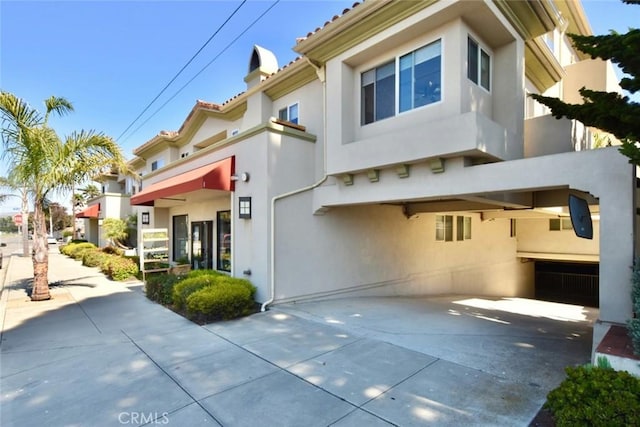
[{"left": 395, "top": 188, "right": 599, "bottom": 219}]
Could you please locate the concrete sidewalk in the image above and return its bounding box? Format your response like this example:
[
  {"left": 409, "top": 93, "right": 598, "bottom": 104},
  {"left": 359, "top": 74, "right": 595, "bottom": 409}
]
[{"left": 0, "top": 249, "right": 591, "bottom": 426}]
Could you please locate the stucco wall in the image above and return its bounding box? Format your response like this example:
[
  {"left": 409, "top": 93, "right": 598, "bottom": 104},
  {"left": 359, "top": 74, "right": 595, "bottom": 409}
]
[
  {"left": 272, "top": 196, "right": 532, "bottom": 303},
  {"left": 516, "top": 218, "right": 600, "bottom": 256}
]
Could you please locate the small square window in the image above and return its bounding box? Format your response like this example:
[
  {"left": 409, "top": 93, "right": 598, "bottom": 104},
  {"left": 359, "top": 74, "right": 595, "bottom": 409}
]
[{"left": 278, "top": 103, "right": 299, "bottom": 124}]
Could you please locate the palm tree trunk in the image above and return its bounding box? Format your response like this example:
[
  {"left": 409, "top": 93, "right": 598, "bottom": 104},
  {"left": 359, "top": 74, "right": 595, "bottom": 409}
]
[
  {"left": 31, "top": 201, "right": 50, "bottom": 301},
  {"left": 21, "top": 188, "right": 29, "bottom": 257}
]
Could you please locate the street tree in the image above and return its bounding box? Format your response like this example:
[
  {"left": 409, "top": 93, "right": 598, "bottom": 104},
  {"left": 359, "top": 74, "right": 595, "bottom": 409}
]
[
  {"left": 0, "top": 91, "right": 132, "bottom": 301},
  {"left": 530, "top": 0, "right": 640, "bottom": 163},
  {"left": 102, "top": 218, "right": 129, "bottom": 248}
]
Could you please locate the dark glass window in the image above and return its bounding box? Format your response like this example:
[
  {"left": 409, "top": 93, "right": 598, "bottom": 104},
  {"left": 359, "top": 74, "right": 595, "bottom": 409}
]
[
  {"left": 361, "top": 61, "right": 395, "bottom": 124},
  {"left": 400, "top": 40, "right": 441, "bottom": 112},
  {"left": 468, "top": 36, "right": 490, "bottom": 91},
  {"left": 217, "top": 210, "right": 231, "bottom": 272}
]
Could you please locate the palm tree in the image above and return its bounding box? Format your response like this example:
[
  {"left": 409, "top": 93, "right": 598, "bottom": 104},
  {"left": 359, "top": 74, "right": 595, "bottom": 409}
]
[{"left": 0, "top": 91, "right": 132, "bottom": 301}]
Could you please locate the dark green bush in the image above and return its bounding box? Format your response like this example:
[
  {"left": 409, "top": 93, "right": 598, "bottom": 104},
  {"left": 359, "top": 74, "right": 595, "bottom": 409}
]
[
  {"left": 105, "top": 256, "right": 139, "bottom": 281},
  {"left": 545, "top": 364, "right": 640, "bottom": 426},
  {"left": 186, "top": 281, "right": 255, "bottom": 321},
  {"left": 628, "top": 258, "right": 640, "bottom": 355},
  {"left": 145, "top": 274, "right": 181, "bottom": 305},
  {"left": 172, "top": 275, "right": 219, "bottom": 310}
]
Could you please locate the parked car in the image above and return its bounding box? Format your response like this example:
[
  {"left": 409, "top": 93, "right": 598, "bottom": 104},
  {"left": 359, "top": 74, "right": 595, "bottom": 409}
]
[
  {"left": 0, "top": 242, "right": 6, "bottom": 269},
  {"left": 47, "top": 236, "right": 57, "bottom": 245}
]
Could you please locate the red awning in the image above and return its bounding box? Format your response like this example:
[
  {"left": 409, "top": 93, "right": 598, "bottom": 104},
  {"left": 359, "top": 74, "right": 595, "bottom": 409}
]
[
  {"left": 130, "top": 156, "right": 235, "bottom": 206},
  {"left": 76, "top": 204, "right": 100, "bottom": 218}
]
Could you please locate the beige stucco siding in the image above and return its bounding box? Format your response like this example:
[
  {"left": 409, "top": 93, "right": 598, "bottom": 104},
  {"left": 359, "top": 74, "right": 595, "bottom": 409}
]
[{"left": 273, "top": 197, "right": 532, "bottom": 302}]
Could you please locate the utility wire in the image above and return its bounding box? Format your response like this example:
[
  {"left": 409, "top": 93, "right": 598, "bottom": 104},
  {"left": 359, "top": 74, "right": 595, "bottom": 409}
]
[
  {"left": 122, "top": 0, "right": 281, "bottom": 144},
  {"left": 116, "top": 0, "right": 247, "bottom": 142}
]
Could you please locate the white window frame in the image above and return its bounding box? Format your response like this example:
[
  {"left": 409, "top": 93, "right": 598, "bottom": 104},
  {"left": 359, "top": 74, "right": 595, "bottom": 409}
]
[
  {"left": 278, "top": 102, "right": 299, "bottom": 125},
  {"left": 467, "top": 36, "right": 491, "bottom": 92},
  {"left": 549, "top": 218, "right": 573, "bottom": 231},
  {"left": 361, "top": 38, "right": 443, "bottom": 126},
  {"left": 436, "top": 215, "right": 454, "bottom": 242},
  {"left": 151, "top": 159, "right": 164, "bottom": 172}
]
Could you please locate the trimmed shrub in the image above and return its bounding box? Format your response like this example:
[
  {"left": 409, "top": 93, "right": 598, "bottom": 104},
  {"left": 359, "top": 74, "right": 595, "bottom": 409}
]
[
  {"left": 70, "top": 243, "right": 99, "bottom": 260},
  {"left": 545, "top": 364, "right": 640, "bottom": 426},
  {"left": 185, "top": 269, "right": 225, "bottom": 279},
  {"left": 61, "top": 241, "right": 95, "bottom": 257},
  {"left": 186, "top": 282, "right": 255, "bottom": 321},
  {"left": 82, "top": 250, "right": 111, "bottom": 268},
  {"left": 106, "top": 256, "right": 139, "bottom": 281},
  {"left": 172, "top": 275, "right": 219, "bottom": 310},
  {"left": 145, "top": 274, "right": 181, "bottom": 305}
]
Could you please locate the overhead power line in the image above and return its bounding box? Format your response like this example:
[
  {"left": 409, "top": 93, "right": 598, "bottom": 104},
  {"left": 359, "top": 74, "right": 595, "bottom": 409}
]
[
  {"left": 123, "top": 0, "right": 281, "bottom": 143},
  {"left": 116, "top": 0, "right": 248, "bottom": 142}
]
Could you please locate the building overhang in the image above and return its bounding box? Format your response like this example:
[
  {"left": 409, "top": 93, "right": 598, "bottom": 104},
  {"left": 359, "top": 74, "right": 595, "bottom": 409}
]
[
  {"left": 76, "top": 204, "right": 100, "bottom": 219},
  {"left": 130, "top": 156, "right": 235, "bottom": 207}
]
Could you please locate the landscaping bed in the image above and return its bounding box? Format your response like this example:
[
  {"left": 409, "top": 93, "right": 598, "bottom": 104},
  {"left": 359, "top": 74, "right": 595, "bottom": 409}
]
[
  {"left": 145, "top": 269, "right": 258, "bottom": 324},
  {"left": 529, "top": 357, "right": 640, "bottom": 427},
  {"left": 60, "top": 241, "right": 139, "bottom": 281}
]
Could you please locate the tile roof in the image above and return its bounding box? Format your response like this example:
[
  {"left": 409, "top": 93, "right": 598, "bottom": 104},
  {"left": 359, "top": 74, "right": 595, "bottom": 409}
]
[
  {"left": 297, "top": 1, "right": 362, "bottom": 43},
  {"left": 137, "top": 1, "right": 362, "bottom": 152}
]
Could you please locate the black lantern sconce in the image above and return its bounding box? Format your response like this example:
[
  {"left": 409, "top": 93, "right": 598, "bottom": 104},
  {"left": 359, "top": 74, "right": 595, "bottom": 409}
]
[{"left": 239, "top": 197, "right": 251, "bottom": 219}]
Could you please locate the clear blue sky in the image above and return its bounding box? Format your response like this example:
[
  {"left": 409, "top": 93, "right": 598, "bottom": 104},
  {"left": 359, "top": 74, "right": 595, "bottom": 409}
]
[{"left": 0, "top": 0, "right": 639, "bottom": 211}]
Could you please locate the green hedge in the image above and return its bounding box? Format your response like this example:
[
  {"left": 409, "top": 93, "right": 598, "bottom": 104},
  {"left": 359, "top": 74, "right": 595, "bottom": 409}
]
[
  {"left": 172, "top": 275, "right": 219, "bottom": 310},
  {"left": 186, "top": 281, "right": 255, "bottom": 321},
  {"left": 82, "top": 250, "right": 111, "bottom": 268},
  {"left": 545, "top": 363, "right": 640, "bottom": 426},
  {"left": 104, "top": 256, "right": 139, "bottom": 281},
  {"left": 61, "top": 242, "right": 97, "bottom": 258},
  {"left": 185, "top": 269, "right": 225, "bottom": 279},
  {"left": 145, "top": 274, "right": 181, "bottom": 305}
]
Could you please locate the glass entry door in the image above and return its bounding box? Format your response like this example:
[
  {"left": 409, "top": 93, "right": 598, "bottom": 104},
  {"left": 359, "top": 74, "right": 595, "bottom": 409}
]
[{"left": 191, "top": 221, "right": 213, "bottom": 270}]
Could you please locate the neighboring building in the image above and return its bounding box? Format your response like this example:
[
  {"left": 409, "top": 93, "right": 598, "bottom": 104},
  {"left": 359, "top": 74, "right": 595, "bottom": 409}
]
[
  {"left": 129, "top": 0, "right": 637, "bottom": 353},
  {"left": 75, "top": 168, "right": 138, "bottom": 247}
]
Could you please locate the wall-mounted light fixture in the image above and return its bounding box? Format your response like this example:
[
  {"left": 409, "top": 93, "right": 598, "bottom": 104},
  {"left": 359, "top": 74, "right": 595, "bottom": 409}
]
[
  {"left": 141, "top": 212, "right": 150, "bottom": 225},
  {"left": 231, "top": 172, "right": 250, "bottom": 182},
  {"left": 239, "top": 197, "right": 252, "bottom": 219}
]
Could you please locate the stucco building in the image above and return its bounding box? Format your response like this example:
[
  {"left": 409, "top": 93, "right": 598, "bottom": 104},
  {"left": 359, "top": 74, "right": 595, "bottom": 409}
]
[{"left": 126, "top": 0, "right": 636, "bottom": 354}]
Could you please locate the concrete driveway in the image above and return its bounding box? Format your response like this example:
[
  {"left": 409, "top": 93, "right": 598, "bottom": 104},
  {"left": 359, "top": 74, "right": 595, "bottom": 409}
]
[
  {"left": 1, "top": 250, "right": 595, "bottom": 426},
  {"left": 276, "top": 295, "right": 596, "bottom": 390}
]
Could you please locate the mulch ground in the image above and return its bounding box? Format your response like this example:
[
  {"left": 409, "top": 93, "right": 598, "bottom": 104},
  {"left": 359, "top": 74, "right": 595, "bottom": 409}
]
[{"left": 529, "top": 407, "right": 555, "bottom": 427}]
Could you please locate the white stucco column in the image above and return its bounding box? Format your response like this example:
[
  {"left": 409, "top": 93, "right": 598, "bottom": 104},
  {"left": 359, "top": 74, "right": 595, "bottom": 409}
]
[{"left": 594, "top": 160, "right": 636, "bottom": 324}]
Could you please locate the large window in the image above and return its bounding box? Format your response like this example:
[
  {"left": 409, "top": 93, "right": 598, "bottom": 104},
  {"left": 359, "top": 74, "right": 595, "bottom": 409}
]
[
  {"left": 400, "top": 40, "right": 442, "bottom": 112},
  {"left": 361, "top": 40, "right": 441, "bottom": 125},
  {"left": 467, "top": 37, "right": 490, "bottom": 91}
]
